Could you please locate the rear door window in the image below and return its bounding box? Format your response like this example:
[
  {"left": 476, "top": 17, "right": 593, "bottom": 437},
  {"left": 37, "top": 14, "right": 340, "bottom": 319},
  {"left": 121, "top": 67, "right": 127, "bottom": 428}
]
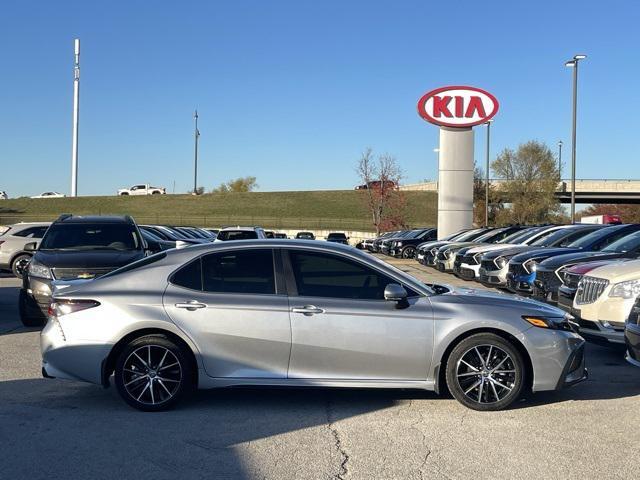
[{"left": 202, "top": 249, "right": 275, "bottom": 294}]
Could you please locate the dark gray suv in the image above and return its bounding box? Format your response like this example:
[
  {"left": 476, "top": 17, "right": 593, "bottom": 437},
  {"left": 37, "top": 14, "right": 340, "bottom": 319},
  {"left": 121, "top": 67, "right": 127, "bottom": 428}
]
[{"left": 19, "top": 214, "right": 151, "bottom": 326}]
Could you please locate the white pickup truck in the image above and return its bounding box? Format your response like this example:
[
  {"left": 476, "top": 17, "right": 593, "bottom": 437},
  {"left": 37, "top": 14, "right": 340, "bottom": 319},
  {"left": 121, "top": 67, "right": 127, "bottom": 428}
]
[{"left": 117, "top": 184, "right": 166, "bottom": 196}]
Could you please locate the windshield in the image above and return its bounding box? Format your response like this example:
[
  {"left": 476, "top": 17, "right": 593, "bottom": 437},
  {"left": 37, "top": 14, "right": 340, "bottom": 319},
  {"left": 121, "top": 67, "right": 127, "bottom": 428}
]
[
  {"left": 472, "top": 228, "right": 507, "bottom": 243},
  {"left": 602, "top": 230, "right": 640, "bottom": 253},
  {"left": 40, "top": 223, "right": 141, "bottom": 251},
  {"left": 568, "top": 225, "right": 623, "bottom": 249},
  {"left": 530, "top": 228, "right": 574, "bottom": 247},
  {"left": 498, "top": 227, "right": 538, "bottom": 244},
  {"left": 218, "top": 230, "right": 259, "bottom": 241},
  {"left": 454, "top": 229, "right": 487, "bottom": 242},
  {"left": 328, "top": 233, "right": 346, "bottom": 239}
]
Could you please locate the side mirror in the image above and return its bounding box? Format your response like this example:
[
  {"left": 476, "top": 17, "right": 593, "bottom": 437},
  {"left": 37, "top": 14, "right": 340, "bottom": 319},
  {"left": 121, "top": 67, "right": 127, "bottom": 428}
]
[
  {"left": 384, "top": 283, "right": 409, "bottom": 308},
  {"left": 146, "top": 241, "right": 162, "bottom": 254},
  {"left": 24, "top": 242, "right": 37, "bottom": 252}
]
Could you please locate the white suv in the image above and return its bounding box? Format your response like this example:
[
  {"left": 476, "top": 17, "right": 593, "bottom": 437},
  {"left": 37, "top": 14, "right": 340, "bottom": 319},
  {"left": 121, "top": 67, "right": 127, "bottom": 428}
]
[
  {"left": 572, "top": 258, "right": 640, "bottom": 345},
  {"left": 214, "top": 226, "right": 267, "bottom": 242}
]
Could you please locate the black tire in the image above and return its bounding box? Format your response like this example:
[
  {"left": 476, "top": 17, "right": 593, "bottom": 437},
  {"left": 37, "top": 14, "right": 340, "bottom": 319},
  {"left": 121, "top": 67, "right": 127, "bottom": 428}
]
[
  {"left": 114, "top": 335, "right": 193, "bottom": 412},
  {"left": 151, "top": 191, "right": 161, "bottom": 195},
  {"left": 18, "top": 289, "right": 46, "bottom": 327},
  {"left": 120, "top": 192, "right": 129, "bottom": 196},
  {"left": 445, "top": 333, "right": 525, "bottom": 411},
  {"left": 11, "top": 253, "right": 31, "bottom": 278},
  {"left": 401, "top": 247, "right": 416, "bottom": 259}
]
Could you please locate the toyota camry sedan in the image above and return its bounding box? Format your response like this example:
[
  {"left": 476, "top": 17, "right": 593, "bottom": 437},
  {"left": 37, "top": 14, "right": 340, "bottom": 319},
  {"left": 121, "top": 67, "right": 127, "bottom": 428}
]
[{"left": 41, "top": 240, "right": 587, "bottom": 412}]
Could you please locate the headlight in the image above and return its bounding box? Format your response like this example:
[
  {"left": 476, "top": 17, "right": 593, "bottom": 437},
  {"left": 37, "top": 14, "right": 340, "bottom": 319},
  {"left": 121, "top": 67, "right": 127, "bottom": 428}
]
[
  {"left": 495, "top": 256, "right": 506, "bottom": 268},
  {"left": 609, "top": 279, "right": 640, "bottom": 299},
  {"left": 396, "top": 241, "right": 403, "bottom": 247},
  {"left": 473, "top": 253, "right": 483, "bottom": 263},
  {"left": 443, "top": 249, "right": 451, "bottom": 258},
  {"left": 28, "top": 259, "right": 52, "bottom": 279},
  {"left": 523, "top": 259, "right": 538, "bottom": 274},
  {"left": 523, "top": 314, "right": 574, "bottom": 332}
]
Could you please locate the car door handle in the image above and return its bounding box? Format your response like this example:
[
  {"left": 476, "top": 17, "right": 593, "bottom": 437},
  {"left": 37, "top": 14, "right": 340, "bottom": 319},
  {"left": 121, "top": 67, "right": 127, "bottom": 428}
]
[
  {"left": 291, "top": 305, "right": 325, "bottom": 315},
  {"left": 175, "top": 300, "right": 207, "bottom": 310}
]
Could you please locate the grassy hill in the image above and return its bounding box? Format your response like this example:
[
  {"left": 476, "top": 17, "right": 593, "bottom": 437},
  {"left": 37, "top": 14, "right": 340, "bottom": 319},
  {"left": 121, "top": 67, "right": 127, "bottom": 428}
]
[{"left": 0, "top": 190, "right": 437, "bottom": 232}]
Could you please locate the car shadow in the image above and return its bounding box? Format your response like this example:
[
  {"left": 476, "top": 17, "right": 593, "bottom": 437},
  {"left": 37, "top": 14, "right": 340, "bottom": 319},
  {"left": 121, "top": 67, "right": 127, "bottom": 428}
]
[{"left": 0, "top": 377, "right": 403, "bottom": 479}]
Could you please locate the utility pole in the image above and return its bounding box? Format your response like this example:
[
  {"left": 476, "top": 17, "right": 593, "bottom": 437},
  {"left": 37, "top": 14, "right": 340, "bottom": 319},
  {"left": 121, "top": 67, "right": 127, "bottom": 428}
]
[
  {"left": 193, "top": 110, "right": 200, "bottom": 194},
  {"left": 485, "top": 120, "right": 492, "bottom": 227},
  {"left": 71, "top": 39, "right": 80, "bottom": 197}
]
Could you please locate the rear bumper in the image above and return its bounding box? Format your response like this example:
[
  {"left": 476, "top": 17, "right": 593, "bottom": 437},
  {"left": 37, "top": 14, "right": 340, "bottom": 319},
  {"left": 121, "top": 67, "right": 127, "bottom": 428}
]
[{"left": 41, "top": 318, "right": 112, "bottom": 385}]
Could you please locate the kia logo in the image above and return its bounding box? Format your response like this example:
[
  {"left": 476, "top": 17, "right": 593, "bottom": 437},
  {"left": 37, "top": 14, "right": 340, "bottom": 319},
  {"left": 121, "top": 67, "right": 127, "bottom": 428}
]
[{"left": 417, "top": 86, "right": 499, "bottom": 128}]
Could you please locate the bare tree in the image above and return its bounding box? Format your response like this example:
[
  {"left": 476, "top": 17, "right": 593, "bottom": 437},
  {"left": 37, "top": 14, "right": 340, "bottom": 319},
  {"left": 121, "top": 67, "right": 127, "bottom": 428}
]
[{"left": 356, "top": 148, "right": 405, "bottom": 234}]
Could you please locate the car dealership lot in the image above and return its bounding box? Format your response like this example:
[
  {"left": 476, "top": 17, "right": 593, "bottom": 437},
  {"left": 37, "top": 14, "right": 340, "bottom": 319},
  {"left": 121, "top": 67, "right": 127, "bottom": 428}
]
[{"left": 0, "top": 262, "right": 639, "bottom": 480}]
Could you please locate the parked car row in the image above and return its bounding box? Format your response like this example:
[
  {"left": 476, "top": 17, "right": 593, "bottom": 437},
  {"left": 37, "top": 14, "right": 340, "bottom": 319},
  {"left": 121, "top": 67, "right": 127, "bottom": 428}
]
[{"left": 364, "top": 223, "right": 640, "bottom": 368}]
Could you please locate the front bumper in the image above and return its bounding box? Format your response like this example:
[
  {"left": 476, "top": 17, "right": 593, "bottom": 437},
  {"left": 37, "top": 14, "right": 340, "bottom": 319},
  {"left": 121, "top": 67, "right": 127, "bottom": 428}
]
[
  {"left": 457, "top": 262, "right": 480, "bottom": 280},
  {"left": 567, "top": 307, "right": 625, "bottom": 345},
  {"left": 524, "top": 327, "right": 588, "bottom": 392},
  {"left": 625, "top": 323, "right": 640, "bottom": 367},
  {"left": 532, "top": 282, "right": 559, "bottom": 305},
  {"left": 506, "top": 272, "right": 535, "bottom": 295},
  {"left": 478, "top": 266, "right": 508, "bottom": 287}
]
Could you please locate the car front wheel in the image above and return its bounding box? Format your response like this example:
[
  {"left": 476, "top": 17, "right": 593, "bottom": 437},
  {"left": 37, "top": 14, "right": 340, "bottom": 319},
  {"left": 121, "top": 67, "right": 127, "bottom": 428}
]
[
  {"left": 11, "top": 254, "right": 31, "bottom": 278},
  {"left": 115, "top": 335, "right": 193, "bottom": 411},
  {"left": 445, "top": 333, "right": 525, "bottom": 411},
  {"left": 401, "top": 247, "right": 416, "bottom": 259}
]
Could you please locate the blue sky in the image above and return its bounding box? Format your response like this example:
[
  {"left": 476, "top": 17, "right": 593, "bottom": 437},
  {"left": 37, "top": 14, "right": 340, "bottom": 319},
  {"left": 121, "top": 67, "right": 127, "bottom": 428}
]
[{"left": 1, "top": 0, "right": 638, "bottom": 197}]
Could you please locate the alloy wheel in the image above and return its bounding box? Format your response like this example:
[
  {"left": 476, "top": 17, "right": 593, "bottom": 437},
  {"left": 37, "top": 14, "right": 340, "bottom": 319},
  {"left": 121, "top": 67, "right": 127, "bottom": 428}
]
[
  {"left": 402, "top": 247, "right": 416, "bottom": 259},
  {"left": 455, "top": 344, "right": 516, "bottom": 404},
  {"left": 13, "top": 256, "right": 31, "bottom": 278},
  {"left": 122, "top": 345, "right": 182, "bottom": 406}
]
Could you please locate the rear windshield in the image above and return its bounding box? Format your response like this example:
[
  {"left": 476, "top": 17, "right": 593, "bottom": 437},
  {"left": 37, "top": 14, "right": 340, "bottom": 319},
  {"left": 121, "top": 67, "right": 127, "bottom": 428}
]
[
  {"left": 217, "top": 230, "right": 258, "bottom": 241},
  {"left": 40, "top": 223, "right": 141, "bottom": 251}
]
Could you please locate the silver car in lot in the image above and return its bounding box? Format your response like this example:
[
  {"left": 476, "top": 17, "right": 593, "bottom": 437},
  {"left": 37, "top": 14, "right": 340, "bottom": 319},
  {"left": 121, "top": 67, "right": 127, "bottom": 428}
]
[
  {"left": 0, "top": 222, "right": 51, "bottom": 277},
  {"left": 41, "top": 240, "right": 587, "bottom": 412}
]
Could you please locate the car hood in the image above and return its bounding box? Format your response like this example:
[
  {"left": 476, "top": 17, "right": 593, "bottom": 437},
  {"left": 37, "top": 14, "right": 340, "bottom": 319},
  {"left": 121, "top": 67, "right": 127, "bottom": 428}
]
[
  {"left": 481, "top": 245, "right": 533, "bottom": 260},
  {"left": 420, "top": 241, "right": 450, "bottom": 251},
  {"left": 466, "top": 243, "right": 519, "bottom": 255},
  {"left": 34, "top": 249, "right": 145, "bottom": 269},
  {"left": 511, "top": 247, "right": 578, "bottom": 264},
  {"left": 433, "top": 284, "right": 565, "bottom": 316},
  {"left": 537, "top": 251, "right": 625, "bottom": 271}
]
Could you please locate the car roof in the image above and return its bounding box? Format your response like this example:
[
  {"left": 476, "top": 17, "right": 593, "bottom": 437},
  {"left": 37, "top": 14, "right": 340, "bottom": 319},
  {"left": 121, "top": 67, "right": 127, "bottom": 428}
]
[
  {"left": 54, "top": 215, "right": 134, "bottom": 224},
  {"left": 219, "top": 226, "right": 261, "bottom": 232}
]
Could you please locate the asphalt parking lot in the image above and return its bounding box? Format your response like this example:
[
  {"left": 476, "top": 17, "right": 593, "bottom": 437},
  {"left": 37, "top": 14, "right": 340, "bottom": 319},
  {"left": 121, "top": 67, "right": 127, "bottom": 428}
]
[{"left": 1, "top": 258, "right": 639, "bottom": 480}]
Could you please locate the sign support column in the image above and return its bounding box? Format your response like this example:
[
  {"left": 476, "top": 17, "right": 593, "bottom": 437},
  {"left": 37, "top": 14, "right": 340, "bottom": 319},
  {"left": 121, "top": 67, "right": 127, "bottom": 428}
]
[{"left": 437, "top": 127, "right": 474, "bottom": 238}]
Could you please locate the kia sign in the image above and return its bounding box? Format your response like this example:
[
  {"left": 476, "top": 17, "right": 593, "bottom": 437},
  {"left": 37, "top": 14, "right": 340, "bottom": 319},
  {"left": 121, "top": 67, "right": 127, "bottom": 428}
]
[{"left": 417, "top": 86, "right": 499, "bottom": 128}]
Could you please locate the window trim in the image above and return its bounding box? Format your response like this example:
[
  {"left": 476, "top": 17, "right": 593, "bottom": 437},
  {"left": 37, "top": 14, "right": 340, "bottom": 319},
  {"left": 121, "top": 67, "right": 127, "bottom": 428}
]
[{"left": 282, "top": 248, "right": 422, "bottom": 300}]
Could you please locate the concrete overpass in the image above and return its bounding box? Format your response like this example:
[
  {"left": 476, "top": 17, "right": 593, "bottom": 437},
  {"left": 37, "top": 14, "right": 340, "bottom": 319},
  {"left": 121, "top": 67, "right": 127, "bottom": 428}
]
[{"left": 400, "top": 179, "right": 640, "bottom": 204}]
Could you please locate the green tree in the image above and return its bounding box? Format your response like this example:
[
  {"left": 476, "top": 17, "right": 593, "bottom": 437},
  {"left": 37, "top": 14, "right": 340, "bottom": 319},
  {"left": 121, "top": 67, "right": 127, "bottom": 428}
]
[
  {"left": 491, "top": 141, "right": 563, "bottom": 225},
  {"left": 212, "top": 176, "right": 259, "bottom": 194},
  {"left": 473, "top": 163, "right": 503, "bottom": 226}
]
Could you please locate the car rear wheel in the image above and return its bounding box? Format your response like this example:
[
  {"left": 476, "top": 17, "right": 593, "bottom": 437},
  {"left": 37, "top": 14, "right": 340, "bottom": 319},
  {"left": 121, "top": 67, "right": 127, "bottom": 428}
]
[
  {"left": 401, "top": 246, "right": 416, "bottom": 259},
  {"left": 115, "top": 335, "right": 193, "bottom": 412},
  {"left": 11, "top": 254, "right": 31, "bottom": 278},
  {"left": 445, "top": 333, "right": 525, "bottom": 411}
]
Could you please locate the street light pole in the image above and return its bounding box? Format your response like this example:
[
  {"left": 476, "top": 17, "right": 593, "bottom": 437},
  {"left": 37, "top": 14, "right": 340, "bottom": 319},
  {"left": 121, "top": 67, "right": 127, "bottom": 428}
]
[
  {"left": 485, "top": 120, "right": 492, "bottom": 227},
  {"left": 557, "top": 140, "right": 563, "bottom": 179},
  {"left": 70, "top": 39, "right": 80, "bottom": 197},
  {"left": 565, "top": 54, "right": 586, "bottom": 223},
  {"left": 193, "top": 110, "right": 200, "bottom": 194}
]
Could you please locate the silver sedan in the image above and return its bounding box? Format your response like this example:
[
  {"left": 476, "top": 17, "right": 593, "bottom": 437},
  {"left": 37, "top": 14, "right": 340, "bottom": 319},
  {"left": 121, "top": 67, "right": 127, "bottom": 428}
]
[{"left": 41, "top": 240, "right": 587, "bottom": 411}]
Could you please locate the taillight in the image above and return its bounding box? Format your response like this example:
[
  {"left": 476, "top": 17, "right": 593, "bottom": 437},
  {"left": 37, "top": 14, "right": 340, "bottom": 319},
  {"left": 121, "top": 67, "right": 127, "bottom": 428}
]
[{"left": 49, "top": 299, "right": 100, "bottom": 317}]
